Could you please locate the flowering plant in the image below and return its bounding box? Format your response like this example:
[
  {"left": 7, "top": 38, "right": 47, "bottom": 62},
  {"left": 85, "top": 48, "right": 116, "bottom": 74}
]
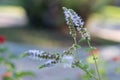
[
  {"left": 22, "top": 7, "right": 102, "bottom": 80},
  {"left": 0, "top": 36, "right": 34, "bottom": 80}
]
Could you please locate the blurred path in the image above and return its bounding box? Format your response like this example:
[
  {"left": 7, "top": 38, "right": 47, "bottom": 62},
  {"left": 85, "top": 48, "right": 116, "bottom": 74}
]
[{"left": 0, "top": 42, "right": 120, "bottom": 80}]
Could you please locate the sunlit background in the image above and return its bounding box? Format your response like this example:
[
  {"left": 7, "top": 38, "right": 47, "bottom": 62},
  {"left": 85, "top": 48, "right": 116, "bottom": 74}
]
[{"left": 0, "top": 0, "right": 120, "bottom": 80}]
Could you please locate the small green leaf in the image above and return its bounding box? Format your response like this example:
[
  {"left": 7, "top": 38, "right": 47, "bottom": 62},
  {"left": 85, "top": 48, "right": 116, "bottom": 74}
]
[
  {"left": 83, "top": 64, "right": 89, "bottom": 69},
  {"left": 6, "top": 62, "right": 15, "bottom": 70},
  {"left": 0, "top": 57, "right": 5, "bottom": 63},
  {"left": 93, "top": 57, "right": 98, "bottom": 60},
  {"left": 0, "top": 47, "right": 8, "bottom": 53},
  {"left": 20, "top": 53, "right": 28, "bottom": 58},
  {"left": 73, "top": 44, "right": 81, "bottom": 49},
  {"left": 15, "top": 71, "right": 35, "bottom": 78},
  {"left": 79, "top": 38, "right": 86, "bottom": 42},
  {"left": 38, "top": 64, "right": 46, "bottom": 69},
  {"left": 86, "top": 47, "right": 96, "bottom": 52},
  {"left": 3, "top": 77, "right": 13, "bottom": 80},
  {"left": 115, "top": 67, "right": 120, "bottom": 74}
]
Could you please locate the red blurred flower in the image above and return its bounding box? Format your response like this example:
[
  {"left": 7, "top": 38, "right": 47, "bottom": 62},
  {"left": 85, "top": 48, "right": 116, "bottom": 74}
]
[
  {"left": 112, "top": 56, "right": 120, "bottom": 62},
  {"left": 0, "top": 35, "right": 6, "bottom": 44},
  {"left": 2, "top": 72, "right": 12, "bottom": 78},
  {"left": 0, "top": 72, "right": 12, "bottom": 80},
  {"left": 89, "top": 48, "right": 100, "bottom": 56}
]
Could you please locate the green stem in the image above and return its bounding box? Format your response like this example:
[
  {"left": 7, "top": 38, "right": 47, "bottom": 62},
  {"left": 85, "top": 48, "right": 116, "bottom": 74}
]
[
  {"left": 87, "top": 40, "right": 101, "bottom": 80},
  {"left": 68, "top": 18, "right": 77, "bottom": 45},
  {"left": 75, "top": 63, "right": 98, "bottom": 80},
  {"left": 74, "top": 37, "right": 77, "bottom": 45}
]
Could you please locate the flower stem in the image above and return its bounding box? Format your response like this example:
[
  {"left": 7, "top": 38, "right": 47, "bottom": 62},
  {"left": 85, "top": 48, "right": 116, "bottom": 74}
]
[
  {"left": 87, "top": 40, "right": 101, "bottom": 80},
  {"left": 74, "top": 37, "right": 77, "bottom": 45},
  {"left": 75, "top": 62, "right": 98, "bottom": 80}
]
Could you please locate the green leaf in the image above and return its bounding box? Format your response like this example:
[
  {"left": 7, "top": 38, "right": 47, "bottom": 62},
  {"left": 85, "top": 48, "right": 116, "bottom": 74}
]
[
  {"left": 82, "top": 73, "right": 92, "bottom": 80},
  {"left": 0, "top": 47, "right": 8, "bottom": 53},
  {"left": 93, "top": 57, "right": 98, "bottom": 60},
  {"left": 79, "top": 38, "right": 86, "bottom": 42},
  {"left": 83, "top": 64, "right": 89, "bottom": 69},
  {"left": 86, "top": 47, "right": 96, "bottom": 52},
  {"left": 38, "top": 64, "right": 46, "bottom": 69},
  {"left": 115, "top": 67, "right": 120, "bottom": 74},
  {"left": 20, "top": 52, "right": 28, "bottom": 58},
  {"left": 0, "top": 57, "right": 5, "bottom": 63},
  {"left": 15, "top": 71, "right": 35, "bottom": 78},
  {"left": 5, "top": 61, "right": 15, "bottom": 71},
  {"left": 73, "top": 44, "right": 81, "bottom": 49},
  {"left": 3, "top": 77, "right": 13, "bottom": 80}
]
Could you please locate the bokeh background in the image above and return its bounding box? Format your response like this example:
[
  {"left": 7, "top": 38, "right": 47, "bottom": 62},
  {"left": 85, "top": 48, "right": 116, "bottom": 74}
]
[
  {"left": 0, "top": 0, "right": 120, "bottom": 80},
  {"left": 0, "top": 0, "right": 120, "bottom": 46}
]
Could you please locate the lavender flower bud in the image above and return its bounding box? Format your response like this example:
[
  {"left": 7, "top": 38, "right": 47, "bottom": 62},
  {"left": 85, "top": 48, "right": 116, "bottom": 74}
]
[
  {"left": 25, "top": 50, "right": 60, "bottom": 60},
  {"left": 63, "top": 7, "right": 71, "bottom": 25},
  {"left": 62, "top": 55, "right": 74, "bottom": 68},
  {"left": 26, "top": 50, "right": 44, "bottom": 57},
  {"left": 44, "top": 60, "right": 58, "bottom": 67},
  {"left": 63, "top": 7, "right": 84, "bottom": 27},
  {"left": 77, "top": 27, "right": 91, "bottom": 40}
]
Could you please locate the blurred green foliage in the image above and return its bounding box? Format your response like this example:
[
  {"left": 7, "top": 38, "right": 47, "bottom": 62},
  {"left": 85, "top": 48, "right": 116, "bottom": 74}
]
[{"left": 0, "top": 44, "right": 35, "bottom": 80}]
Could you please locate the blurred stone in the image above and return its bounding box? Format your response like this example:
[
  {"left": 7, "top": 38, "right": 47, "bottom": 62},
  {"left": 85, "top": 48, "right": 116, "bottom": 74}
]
[
  {"left": 0, "top": 6, "right": 28, "bottom": 27},
  {"left": 100, "top": 46, "right": 120, "bottom": 61},
  {"left": 86, "top": 6, "right": 120, "bottom": 42}
]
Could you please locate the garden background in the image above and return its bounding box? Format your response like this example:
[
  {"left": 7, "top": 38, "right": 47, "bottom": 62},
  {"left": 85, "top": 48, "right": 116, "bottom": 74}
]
[{"left": 0, "top": 0, "right": 120, "bottom": 80}]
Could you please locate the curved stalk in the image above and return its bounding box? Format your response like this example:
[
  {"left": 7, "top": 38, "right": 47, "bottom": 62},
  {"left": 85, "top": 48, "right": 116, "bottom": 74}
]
[
  {"left": 87, "top": 40, "right": 101, "bottom": 80},
  {"left": 75, "top": 62, "right": 98, "bottom": 80}
]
